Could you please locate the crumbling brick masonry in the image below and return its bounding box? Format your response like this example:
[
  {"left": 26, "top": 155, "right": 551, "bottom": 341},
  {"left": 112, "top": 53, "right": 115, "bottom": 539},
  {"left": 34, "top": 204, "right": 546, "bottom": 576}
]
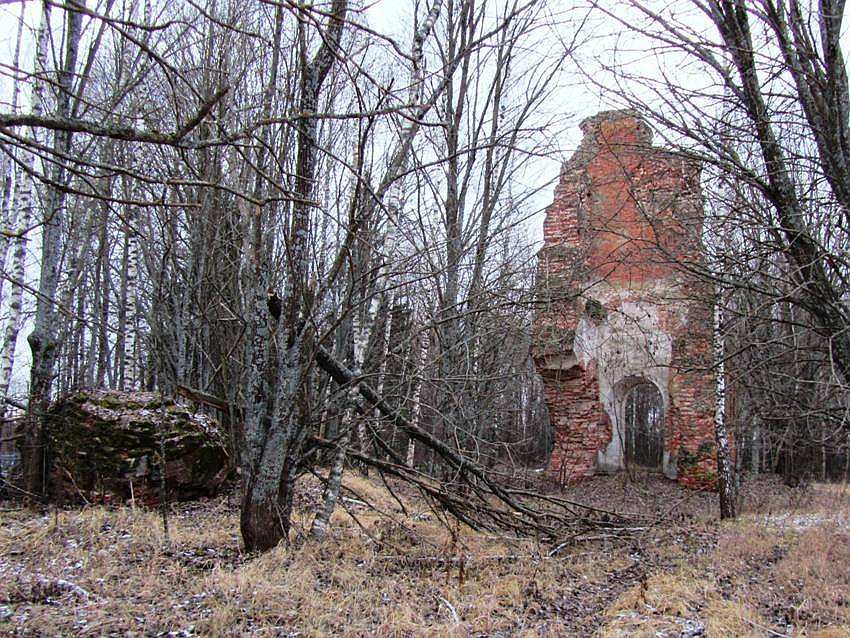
[{"left": 533, "top": 110, "right": 718, "bottom": 488}]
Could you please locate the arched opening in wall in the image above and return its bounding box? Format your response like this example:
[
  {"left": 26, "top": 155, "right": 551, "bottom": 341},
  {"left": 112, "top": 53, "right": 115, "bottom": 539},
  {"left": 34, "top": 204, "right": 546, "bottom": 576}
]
[{"left": 623, "top": 381, "right": 665, "bottom": 471}]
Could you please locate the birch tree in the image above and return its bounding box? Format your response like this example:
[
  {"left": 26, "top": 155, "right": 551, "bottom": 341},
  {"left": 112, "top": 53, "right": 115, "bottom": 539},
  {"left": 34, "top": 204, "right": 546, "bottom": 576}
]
[{"left": 0, "top": 1, "right": 49, "bottom": 411}]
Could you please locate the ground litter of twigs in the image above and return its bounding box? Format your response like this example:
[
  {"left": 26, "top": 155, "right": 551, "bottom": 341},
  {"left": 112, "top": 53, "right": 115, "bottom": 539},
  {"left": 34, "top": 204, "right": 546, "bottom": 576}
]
[{"left": 0, "top": 473, "right": 848, "bottom": 637}]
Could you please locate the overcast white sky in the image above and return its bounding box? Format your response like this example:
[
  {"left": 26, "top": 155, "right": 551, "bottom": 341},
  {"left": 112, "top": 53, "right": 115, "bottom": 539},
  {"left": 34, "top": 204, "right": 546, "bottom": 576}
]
[
  {"left": 0, "top": 0, "right": 623, "bottom": 210},
  {"left": 0, "top": 0, "right": 735, "bottom": 240}
]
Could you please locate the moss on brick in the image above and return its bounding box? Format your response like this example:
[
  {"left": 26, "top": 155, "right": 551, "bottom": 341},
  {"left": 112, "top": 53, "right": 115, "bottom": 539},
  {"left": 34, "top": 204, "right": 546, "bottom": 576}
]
[
  {"left": 47, "top": 390, "right": 230, "bottom": 505},
  {"left": 584, "top": 298, "right": 607, "bottom": 321}
]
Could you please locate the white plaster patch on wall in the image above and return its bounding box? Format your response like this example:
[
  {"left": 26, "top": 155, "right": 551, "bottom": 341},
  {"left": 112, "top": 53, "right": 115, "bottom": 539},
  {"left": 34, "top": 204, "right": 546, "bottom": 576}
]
[{"left": 573, "top": 294, "right": 678, "bottom": 473}]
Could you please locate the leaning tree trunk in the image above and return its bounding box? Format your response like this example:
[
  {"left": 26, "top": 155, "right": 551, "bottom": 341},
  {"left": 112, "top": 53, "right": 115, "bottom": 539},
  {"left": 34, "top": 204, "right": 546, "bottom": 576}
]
[
  {"left": 311, "top": 148, "right": 366, "bottom": 539},
  {"left": 310, "top": 400, "right": 353, "bottom": 539}
]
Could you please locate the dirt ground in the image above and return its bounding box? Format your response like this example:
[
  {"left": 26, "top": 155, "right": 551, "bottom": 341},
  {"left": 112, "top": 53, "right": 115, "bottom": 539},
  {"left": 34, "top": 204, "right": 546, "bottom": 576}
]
[{"left": 0, "top": 472, "right": 848, "bottom": 637}]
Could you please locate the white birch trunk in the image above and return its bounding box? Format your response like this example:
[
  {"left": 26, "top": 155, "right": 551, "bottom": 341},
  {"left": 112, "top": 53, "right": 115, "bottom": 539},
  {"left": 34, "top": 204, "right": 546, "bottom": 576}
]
[
  {"left": 352, "top": 295, "right": 373, "bottom": 455},
  {"left": 406, "top": 325, "right": 431, "bottom": 467},
  {"left": 713, "top": 286, "right": 737, "bottom": 519},
  {"left": 0, "top": 5, "right": 27, "bottom": 308},
  {"left": 751, "top": 423, "right": 760, "bottom": 474},
  {"left": 0, "top": 3, "right": 50, "bottom": 405},
  {"left": 361, "top": 0, "right": 442, "bottom": 447},
  {"left": 312, "top": 211, "right": 367, "bottom": 537},
  {"left": 311, "top": 358, "right": 360, "bottom": 538},
  {"left": 310, "top": 422, "right": 351, "bottom": 539},
  {"left": 125, "top": 208, "right": 140, "bottom": 390},
  {"left": 370, "top": 292, "right": 397, "bottom": 433},
  {"left": 0, "top": 153, "right": 17, "bottom": 308},
  {"left": 123, "top": 0, "right": 151, "bottom": 390}
]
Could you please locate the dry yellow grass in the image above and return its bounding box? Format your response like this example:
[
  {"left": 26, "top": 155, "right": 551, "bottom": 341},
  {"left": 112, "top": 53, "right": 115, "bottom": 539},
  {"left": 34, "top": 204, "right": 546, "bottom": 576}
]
[
  {"left": 600, "top": 482, "right": 850, "bottom": 638},
  {"left": 0, "top": 474, "right": 847, "bottom": 636}
]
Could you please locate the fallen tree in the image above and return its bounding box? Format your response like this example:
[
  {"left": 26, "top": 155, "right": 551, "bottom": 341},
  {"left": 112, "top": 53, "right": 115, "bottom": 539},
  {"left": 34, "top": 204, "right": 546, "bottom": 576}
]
[{"left": 312, "top": 345, "right": 646, "bottom": 541}]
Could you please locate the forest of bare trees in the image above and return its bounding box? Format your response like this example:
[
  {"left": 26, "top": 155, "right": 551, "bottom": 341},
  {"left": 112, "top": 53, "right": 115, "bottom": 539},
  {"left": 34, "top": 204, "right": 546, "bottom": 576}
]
[
  {"left": 0, "top": 0, "right": 847, "bottom": 557},
  {"left": 0, "top": 0, "right": 568, "bottom": 551}
]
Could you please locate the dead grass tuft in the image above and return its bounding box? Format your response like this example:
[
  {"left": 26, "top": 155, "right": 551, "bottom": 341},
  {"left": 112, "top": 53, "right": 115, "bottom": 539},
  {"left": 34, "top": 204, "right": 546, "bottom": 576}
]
[{"left": 771, "top": 525, "right": 850, "bottom": 628}]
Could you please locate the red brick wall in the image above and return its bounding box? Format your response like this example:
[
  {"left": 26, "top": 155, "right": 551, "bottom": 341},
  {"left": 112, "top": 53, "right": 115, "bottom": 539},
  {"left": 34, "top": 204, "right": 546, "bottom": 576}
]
[
  {"left": 540, "top": 365, "right": 610, "bottom": 487},
  {"left": 534, "top": 110, "right": 719, "bottom": 489}
]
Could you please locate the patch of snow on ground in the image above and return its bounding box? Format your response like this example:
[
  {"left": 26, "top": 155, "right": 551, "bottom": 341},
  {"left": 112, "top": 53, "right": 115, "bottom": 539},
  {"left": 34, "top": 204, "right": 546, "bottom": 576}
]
[{"left": 763, "top": 512, "right": 850, "bottom": 532}]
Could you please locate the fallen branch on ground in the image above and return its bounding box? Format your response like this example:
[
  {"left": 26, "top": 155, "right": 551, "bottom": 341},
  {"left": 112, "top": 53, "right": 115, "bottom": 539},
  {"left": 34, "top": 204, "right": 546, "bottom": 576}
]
[{"left": 312, "top": 343, "right": 652, "bottom": 542}]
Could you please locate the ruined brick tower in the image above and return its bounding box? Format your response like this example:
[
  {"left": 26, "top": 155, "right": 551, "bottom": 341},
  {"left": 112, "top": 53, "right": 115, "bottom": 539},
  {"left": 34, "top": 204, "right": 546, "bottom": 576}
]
[{"left": 533, "top": 110, "right": 718, "bottom": 488}]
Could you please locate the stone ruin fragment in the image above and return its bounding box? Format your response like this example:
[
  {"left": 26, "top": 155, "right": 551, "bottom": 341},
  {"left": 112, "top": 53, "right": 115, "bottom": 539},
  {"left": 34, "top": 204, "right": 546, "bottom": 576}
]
[
  {"left": 533, "top": 110, "right": 719, "bottom": 488},
  {"left": 46, "top": 390, "right": 230, "bottom": 505}
]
